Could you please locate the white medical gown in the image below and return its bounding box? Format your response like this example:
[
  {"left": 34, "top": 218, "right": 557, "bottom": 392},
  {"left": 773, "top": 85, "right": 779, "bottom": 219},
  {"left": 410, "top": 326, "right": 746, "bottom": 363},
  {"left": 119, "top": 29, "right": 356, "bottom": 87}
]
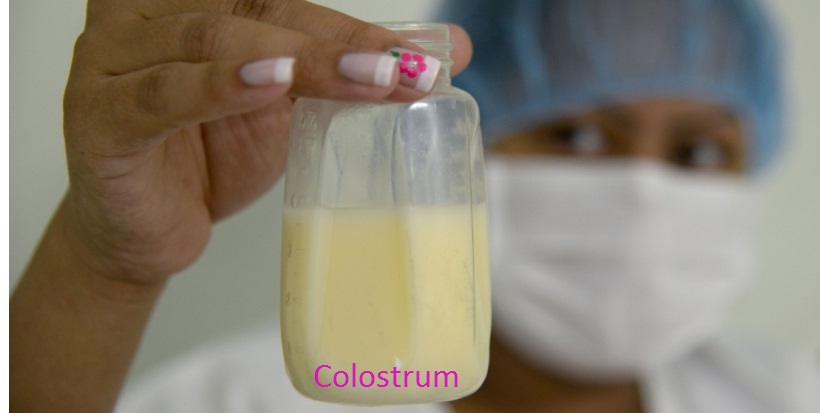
[{"left": 116, "top": 325, "right": 819, "bottom": 413}]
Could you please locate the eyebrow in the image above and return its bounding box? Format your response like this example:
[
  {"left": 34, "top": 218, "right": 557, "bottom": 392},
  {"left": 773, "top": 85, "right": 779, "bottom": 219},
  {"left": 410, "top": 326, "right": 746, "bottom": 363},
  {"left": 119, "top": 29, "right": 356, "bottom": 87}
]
[
  {"left": 596, "top": 104, "right": 737, "bottom": 130},
  {"left": 672, "top": 110, "right": 737, "bottom": 132},
  {"left": 596, "top": 106, "right": 636, "bottom": 130}
]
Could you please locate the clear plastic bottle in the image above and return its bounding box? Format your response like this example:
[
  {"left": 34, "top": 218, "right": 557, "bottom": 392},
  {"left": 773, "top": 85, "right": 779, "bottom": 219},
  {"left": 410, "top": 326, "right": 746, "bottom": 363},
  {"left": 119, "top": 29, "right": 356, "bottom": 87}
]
[{"left": 281, "top": 22, "right": 490, "bottom": 405}]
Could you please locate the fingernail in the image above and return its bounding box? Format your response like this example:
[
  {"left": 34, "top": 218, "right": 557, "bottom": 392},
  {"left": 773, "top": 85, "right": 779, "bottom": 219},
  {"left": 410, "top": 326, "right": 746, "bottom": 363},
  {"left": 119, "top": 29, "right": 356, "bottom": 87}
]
[
  {"left": 388, "top": 47, "right": 441, "bottom": 93},
  {"left": 240, "top": 57, "right": 296, "bottom": 86},
  {"left": 338, "top": 53, "right": 397, "bottom": 88}
]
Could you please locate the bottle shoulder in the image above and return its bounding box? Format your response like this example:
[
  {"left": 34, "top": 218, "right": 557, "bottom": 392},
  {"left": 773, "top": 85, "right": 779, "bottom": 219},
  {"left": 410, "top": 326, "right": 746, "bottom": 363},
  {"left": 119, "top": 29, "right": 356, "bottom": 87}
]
[
  {"left": 435, "top": 85, "right": 478, "bottom": 104},
  {"left": 293, "top": 86, "right": 477, "bottom": 111},
  {"left": 292, "top": 87, "right": 480, "bottom": 130}
]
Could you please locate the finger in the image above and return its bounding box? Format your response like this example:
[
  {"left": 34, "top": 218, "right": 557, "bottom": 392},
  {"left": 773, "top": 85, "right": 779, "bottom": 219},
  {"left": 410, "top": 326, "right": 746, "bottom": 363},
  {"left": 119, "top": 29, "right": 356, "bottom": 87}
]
[
  {"left": 229, "top": 2, "right": 471, "bottom": 90},
  {"left": 232, "top": 0, "right": 417, "bottom": 50},
  {"left": 233, "top": 2, "right": 473, "bottom": 75},
  {"left": 381, "top": 23, "right": 473, "bottom": 102},
  {"left": 237, "top": 1, "right": 441, "bottom": 100},
  {"left": 120, "top": 0, "right": 451, "bottom": 94},
  {"left": 93, "top": 57, "right": 295, "bottom": 152},
  {"left": 193, "top": 1, "right": 473, "bottom": 75},
  {"left": 134, "top": 0, "right": 413, "bottom": 53},
  {"left": 95, "top": 13, "right": 411, "bottom": 100},
  {"left": 447, "top": 23, "right": 472, "bottom": 76}
]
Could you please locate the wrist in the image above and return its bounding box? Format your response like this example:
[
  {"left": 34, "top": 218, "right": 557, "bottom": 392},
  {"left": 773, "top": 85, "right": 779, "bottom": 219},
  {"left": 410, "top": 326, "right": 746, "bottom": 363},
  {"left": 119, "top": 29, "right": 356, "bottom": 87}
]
[{"left": 50, "top": 195, "right": 167, "bottom": 297}]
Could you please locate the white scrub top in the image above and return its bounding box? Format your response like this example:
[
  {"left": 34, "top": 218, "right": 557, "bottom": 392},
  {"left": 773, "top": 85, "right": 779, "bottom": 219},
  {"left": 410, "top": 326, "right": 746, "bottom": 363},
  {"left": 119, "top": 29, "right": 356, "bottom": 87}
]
[{"left": 116, "top": 325, "right": 819, "bottom": 413}]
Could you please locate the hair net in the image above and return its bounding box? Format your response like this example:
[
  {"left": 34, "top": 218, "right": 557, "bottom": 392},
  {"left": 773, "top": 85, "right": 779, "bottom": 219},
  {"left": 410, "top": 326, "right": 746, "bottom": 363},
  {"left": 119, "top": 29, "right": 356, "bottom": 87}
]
[{"left": 438, "top": 0, "right": 784, "bottom": 170}]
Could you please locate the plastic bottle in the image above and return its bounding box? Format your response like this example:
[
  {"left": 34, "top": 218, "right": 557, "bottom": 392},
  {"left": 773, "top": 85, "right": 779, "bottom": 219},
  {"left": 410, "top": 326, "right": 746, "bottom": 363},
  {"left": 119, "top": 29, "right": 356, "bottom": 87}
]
[{"left": 281, "top": 22, "right": 490, "bottom": 405}]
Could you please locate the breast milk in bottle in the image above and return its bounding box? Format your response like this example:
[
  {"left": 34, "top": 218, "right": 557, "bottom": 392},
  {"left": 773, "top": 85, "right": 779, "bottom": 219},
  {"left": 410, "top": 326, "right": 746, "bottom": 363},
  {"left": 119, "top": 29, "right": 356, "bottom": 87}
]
[{"left": 281, "top": 22, "right": 490, "bottom": 405}]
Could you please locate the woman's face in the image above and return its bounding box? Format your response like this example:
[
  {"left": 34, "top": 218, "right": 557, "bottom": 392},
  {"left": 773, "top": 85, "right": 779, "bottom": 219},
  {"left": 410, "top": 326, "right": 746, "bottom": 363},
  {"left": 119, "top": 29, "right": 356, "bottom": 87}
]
[{"left": 491, "top": 99, "right": 746, "bottom": 174}]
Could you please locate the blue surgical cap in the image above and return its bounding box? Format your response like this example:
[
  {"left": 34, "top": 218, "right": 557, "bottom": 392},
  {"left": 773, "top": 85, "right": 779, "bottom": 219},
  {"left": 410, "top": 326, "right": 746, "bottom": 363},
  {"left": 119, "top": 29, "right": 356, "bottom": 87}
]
[{"left": 439, "top": 0, "right": 784, "bottom": 170}]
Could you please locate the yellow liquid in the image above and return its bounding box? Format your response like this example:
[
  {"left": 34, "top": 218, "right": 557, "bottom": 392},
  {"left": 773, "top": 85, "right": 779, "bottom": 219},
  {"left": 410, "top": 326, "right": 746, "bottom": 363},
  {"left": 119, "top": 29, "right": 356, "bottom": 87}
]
[{"left": 281, "top": 204, "right": 490, "bottom": 405}]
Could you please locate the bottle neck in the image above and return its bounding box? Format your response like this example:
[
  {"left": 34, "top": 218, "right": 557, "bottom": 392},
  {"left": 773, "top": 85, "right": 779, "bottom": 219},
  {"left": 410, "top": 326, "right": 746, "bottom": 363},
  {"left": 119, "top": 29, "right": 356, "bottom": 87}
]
[
  {"left": 421, "top": 43, "right": 453, "bottom": 87},
  {"left": 378, "top": 22, "right": 453, "bottom": 86}
]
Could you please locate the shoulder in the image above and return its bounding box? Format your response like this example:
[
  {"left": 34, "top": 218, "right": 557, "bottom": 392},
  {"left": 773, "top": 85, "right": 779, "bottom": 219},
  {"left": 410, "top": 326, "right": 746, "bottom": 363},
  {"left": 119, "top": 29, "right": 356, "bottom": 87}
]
[
  {"left": 116, "top": 324, "right": 449, "bottom": 413},
  {"left": 647, "top": 330, "right": 820, "bottom": 413}
]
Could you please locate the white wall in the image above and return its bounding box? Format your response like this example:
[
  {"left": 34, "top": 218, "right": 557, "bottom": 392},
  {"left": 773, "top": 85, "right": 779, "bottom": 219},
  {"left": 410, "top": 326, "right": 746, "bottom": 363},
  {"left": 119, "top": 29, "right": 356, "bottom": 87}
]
[
  {"left": 9, "top": 0, "right": 820, "bottom": 384},
  {"left": 728, "top": 0, "right": 820, "bottom": 353}
]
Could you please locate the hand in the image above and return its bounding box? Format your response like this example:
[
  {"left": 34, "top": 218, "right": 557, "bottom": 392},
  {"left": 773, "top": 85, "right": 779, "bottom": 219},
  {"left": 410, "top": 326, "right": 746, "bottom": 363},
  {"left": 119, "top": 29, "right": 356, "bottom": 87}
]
[{"left": 61, "top": 0, "right": 473, "bottom": 284}]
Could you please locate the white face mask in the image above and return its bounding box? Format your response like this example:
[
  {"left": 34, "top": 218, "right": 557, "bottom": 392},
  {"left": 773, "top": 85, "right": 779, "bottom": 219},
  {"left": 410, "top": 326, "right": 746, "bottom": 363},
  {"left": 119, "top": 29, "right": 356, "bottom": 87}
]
[{"left": 486, "top": 156, "right": 759, "bottom": 382}]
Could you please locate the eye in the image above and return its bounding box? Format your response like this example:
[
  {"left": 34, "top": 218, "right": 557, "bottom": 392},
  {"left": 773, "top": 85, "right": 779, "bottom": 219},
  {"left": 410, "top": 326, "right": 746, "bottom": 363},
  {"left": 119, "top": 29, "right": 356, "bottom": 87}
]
[
  {"left": 550, "top": 123, "right": 607, "bottom": 156},
  {"left": 673, "top": 138, "right": 729, "bottom": 169}
]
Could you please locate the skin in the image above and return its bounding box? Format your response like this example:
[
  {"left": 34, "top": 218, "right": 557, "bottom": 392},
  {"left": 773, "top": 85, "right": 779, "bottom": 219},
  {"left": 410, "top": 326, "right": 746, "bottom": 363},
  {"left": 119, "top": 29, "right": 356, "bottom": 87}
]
[
  {"left": 451, "top": 336, "right": 644, "bottom": 413},
  {"left": 491, "top": 100, "right": 746, "bottom": 173},
  {"left": 9, "top": 1, "right": 744, "bottom": 411},
  {"left": 9, "top": 0, "right": 472, "bottom": 411},
  {"left": 450, "top": 99, "right": 746, "bottom": 413}
]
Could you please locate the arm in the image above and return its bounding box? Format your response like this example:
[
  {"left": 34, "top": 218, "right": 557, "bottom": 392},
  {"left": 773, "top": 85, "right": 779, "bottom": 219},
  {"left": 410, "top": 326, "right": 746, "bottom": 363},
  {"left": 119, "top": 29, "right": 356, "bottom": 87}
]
[
  {"left": 10, "top": 1, "right": 472, "bottom": 411},
  {"left": 11, "top": 199, "right": 163, "bottom": 412}
]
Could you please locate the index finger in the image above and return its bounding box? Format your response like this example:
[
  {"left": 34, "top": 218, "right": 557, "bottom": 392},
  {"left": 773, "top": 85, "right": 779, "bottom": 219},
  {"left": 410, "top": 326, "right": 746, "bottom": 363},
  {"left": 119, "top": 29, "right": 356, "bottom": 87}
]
[{"left": 128, "top": 0, "right": 472, "bottom": 75}]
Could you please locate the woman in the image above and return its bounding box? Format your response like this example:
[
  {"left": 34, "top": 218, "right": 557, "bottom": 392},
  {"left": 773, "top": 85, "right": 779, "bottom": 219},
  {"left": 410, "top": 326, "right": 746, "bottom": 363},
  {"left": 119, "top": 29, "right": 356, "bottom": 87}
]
[
  {"left": 11, "top": 0, "right": 818, "bottom": 412},
  {"left": 118, "top": 1, "right": 819, "bottom": 412},
  {"left": 445, "top": 0, "right": 819, "bottom": 411}
]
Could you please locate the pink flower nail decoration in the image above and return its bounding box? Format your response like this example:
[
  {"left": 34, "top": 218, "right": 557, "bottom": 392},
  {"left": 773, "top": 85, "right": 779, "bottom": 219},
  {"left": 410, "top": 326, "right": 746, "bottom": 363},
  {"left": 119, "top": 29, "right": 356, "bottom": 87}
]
[
  {"left": 392, "top": 51, "right": 427, "bottom": 79},
  {"left": 388, "top": 47, "right": 441, "bottom": 92}
]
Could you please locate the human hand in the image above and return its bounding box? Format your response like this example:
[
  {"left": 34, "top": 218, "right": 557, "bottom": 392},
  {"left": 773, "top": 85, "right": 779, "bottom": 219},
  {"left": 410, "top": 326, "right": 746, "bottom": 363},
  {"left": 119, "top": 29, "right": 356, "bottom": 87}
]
[{"left": 61, "top": 0, "right": 473, "bottom": 285}]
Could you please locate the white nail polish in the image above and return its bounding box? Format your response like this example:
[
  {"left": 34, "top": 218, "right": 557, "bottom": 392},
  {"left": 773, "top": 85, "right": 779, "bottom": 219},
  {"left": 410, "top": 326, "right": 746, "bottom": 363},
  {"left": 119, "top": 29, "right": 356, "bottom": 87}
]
[
  {"left": 240, "top": 57, "right": 296, "bottom": 86},
  {"left": 271, "top": 57, "right": 296, "bottom": 83},
  {"left": 338, "top": 53, "right": 398, "bottom": 87},
  {"left": 388, "top": 47, "right": 441, "bottom": 93}
]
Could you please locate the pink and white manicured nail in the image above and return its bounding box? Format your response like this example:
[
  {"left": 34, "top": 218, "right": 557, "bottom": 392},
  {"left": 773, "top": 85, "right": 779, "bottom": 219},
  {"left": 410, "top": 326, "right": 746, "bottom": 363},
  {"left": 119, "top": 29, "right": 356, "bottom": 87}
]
[
  {"left": 338, "top": 53, "right": 398, "bottom": 87},
  {"left": 388, "top": 47, "right": 441, "bottom": 93},
  {"left": 240, "top": 57, "right": 296, "bottom": 86}
]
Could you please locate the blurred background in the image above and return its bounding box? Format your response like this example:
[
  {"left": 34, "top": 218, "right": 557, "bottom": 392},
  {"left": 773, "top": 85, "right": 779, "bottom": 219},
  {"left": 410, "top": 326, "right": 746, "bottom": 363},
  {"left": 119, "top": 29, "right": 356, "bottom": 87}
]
[{"left": 10, "top": 0, "right": 820, "bottom": 387}]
